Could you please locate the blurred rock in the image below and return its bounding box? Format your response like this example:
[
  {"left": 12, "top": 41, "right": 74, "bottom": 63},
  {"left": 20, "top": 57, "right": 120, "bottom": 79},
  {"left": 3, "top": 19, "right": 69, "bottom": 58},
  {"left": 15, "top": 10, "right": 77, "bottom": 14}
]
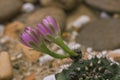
[
  {"left": 0, "top": 25, "right": 5, "bottom": 37},
  {"left": 0, "top": 51, "right": 13, "bottom": 80},
  {"left": 22, "top": 3, "right": 35, "bottom": 13},
  {"left": 40, "top": 0, "right": 78, "bottom": 10},
  {"left": 76, "top": 19, "right": 120, "bottom": 51},
  {"left": 0, "top": 0, "right": 23, "bottom": 23},
  {"left": 15, "top": 43, "right": 41, "bottom": 63},
  {"left": 66, "top": 5, "right": 98, "bottom": 30},
  {"left": 85, "top": 0, "right": 120, "bottom": 13},
  {"left": 22, "top": 73, "right": 35, "bottom": 80},
  {"left": 22, "top": 0, "right": 36, "bottom": 3},
  {"left": 107, "top": 49, "right": 120, "bottom": 63},
  {"left": 25, "top": 7, "right": 66, "bottom": 30},
  {"left": 4, "top": 21, "right": 25, "bottom": 39}
]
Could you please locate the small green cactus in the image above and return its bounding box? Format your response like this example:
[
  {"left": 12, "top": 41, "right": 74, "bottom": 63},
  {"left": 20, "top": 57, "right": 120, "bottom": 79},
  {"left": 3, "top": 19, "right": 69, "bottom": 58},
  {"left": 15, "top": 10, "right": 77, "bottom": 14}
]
[{"left": 55, "top": 51, "right": 120, "bottom": 80}]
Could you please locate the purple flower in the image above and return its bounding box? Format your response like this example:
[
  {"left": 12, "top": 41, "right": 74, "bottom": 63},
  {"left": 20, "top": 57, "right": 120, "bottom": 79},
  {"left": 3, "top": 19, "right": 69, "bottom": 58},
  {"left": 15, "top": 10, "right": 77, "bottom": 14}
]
[
  {"left": 37, "top": 16, "right": 60, "bottom": 37},
  {"left": 20, "top": 27, "right": 40, "bottom": 48}
]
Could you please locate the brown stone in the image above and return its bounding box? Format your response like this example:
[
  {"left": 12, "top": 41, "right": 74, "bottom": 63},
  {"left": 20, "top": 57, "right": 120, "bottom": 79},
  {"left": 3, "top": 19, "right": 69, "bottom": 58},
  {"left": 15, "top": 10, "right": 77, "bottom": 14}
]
[
  {"left": 107, "top": 50, "right": 120, "bottom": 63},
  {"left": 0, "top": 0, "right": 23, "bottom": 22},
  {"left": 66, "top": 4, "right": 98, "bottom": 30},
  {"left": 85, "top": 0, "right": 120, "bottom": 13},
  {"left": 23, "top": 73, "right": 35, "bottom": 80},
  {"left": 76, "top": 19, "right": 120, "bottom": 51},
  {"left": 39, "top": 0, "right": 78, "bottom": 10},
  {"left": 25, "top": 7, "right": 66, "bottom": 30},
  {"left": 5, "top": 21, "right": 25, "bottom": 39},
  {"left": 15, "top": 42, "right": 41, "bottom": 63},
  {"left": 0, "top": 52, "right": 13, "bottom": 80}
]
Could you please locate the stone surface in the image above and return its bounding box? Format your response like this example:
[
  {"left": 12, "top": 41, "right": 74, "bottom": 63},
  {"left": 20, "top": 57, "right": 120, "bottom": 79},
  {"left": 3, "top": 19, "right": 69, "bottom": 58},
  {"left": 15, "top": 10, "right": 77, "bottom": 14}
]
[
  {"left": 40, "top": 0, "right": 78, "bottom": 10},
  {"left": 22, "top": 0, "right": 36, "bottom": 3},
  {"left": 0, "top": 52, "right": 13, "bottom": 80},
  {"left": 15, "top": 43, "right": 41, "bottom": 63},
  {"left": 107, "top": 50, "right": 120, "bottom": 63},
  {"left": 85, "top": 0, "right": 120, "bottom": 13},
  {"left": 76, "top": 19, "right": 120, "bottom": 51},
  {"left": 0, "top": 0, "right": 23, "bottom": 23},
  {"left": 5, "top": 21, "right": 25, "bottom": 39},
  {"left": 25, "top": 7, "right": 66, "bottom": 30},
  {"left": 23, "top": 73, "right": 35, "bottom": 80},
  {"left": 66, "top": 4, "right": 98, "bottom": 30}
]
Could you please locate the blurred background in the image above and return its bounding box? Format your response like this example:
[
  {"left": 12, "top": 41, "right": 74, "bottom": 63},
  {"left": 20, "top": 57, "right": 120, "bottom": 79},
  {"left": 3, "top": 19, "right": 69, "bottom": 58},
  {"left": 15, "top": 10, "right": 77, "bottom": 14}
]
[{"left": 0, "top": 0, "right": 120, "bottom": 80}]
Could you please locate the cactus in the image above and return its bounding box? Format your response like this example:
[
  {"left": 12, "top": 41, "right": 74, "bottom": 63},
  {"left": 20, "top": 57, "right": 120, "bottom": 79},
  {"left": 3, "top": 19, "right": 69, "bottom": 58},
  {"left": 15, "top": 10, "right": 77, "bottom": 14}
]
[{"left": 55, "top": 51, "right": 120, "bottom": 80}]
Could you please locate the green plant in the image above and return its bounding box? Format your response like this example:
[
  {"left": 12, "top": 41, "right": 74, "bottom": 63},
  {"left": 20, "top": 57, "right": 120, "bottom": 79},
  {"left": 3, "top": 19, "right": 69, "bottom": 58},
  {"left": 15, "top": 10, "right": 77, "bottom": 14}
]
[{"left": 56, "top": 51, "right": 120, "bottom": 80}]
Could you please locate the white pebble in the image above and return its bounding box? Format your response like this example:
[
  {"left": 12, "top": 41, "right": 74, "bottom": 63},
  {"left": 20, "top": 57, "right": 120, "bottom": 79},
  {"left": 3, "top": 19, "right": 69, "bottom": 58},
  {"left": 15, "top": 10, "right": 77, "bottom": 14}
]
[
  {"left": 60, "top": 64, "right": 71, "bottom": 70},
  {"left": 73, "top": 15, "right": 90, "bottom": 28},
  {"left": 96, "top": 53, "right": 102, "bottom": 58},
  {"left": 22, "top": 3, "right": 35, "bottom": 13},
  {"left": 56, "top": 49, "right": 64, "bottom": 55},
  {"left": 87, "top": 47, "right": 92, "bottom": 53},
  {"left": 39, "top": 55, "right": 54, "bottom": 65},
  {"left": 71, "top": 31, "right": 78, "bottom": 40},
  {"left": 16, "top": 53, "right": 23, "bottom": 59},
  {"left": 43, "top": 74, "right": 56, "bottom": 80},
  {"left": 0, "top": 36, "right": 9, "bottom": 43},
  {"left": 58, "top": 64, "right": 71, "bottom": 73},
  {"left": 88, "top": 54, "right": 93, "bottom": 60},
  {"left": 68, "top": 42, "right": 81, "bottom": 50},
  {"left": 100, "top": 12, "right": 111, "bottom": 18},
  {"left": 102, "top": 50, "right": 107, "bottom": 57},
  {"left": 110, "top": 49, "right": 120, "bottom": 53}
]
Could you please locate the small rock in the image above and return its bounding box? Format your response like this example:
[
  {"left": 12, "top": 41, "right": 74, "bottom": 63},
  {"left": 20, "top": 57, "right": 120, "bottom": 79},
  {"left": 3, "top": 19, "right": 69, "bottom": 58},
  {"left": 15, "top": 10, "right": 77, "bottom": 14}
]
[
  {"left": 4, "top": 21, "right": 25, "bottom": 39},
  {"left": 22, "top": 3, "right": 35, "bottom": 13},
  {"left": 85, "top": 0, "right": 120, "bottom": 13},
  {"left": 76, "top": 19, "right": 120, "bottom": 51},
  {"left": 66, "top": 5, "right": 98, "bottom": 30},
  {"left": 22, "top": 0, "right": 36, "bottom": 3},
  {"left": 0, "top": 51, "right": 13, "bottom": 80},
  {"left": 0, "top": 25, "right": 5, "bottom": 36},
  {"left": 40, "top": 0, "right": 78, "bottom": 10},
  {"left": 0, "top": 0, "right": 23, "bottom": 23},
  {"left": 23, "top": 73, "right": 35, "bottom": 80},
  {"left": 25, "top": 7, "right": 66, "bottom": 30},
  {"left": 43, "top": 74, "right": 56, "bottom": 80},
  {"left": 100, "top": 12, "right": 111, "bottom": 18},
  {"left": 39, "top": 55, "right": 54, "bottom": 65},
  {"left": 15, "top": 43, "right": 41, "bottom": 63},
  {"left": 107, "top": 49, "right": 120, "bottom": 63}
]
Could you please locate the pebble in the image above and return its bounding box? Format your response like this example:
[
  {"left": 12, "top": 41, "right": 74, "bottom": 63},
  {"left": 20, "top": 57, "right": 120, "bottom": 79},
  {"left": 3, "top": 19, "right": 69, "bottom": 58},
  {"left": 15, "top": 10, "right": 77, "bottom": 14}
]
[
  {"left": 22, "top": 3, "right": 35, "bottom": 13},
  {"left": 66, "top": 4, "right": 98, "bottom": 30},
  {"left": 15, "top": 43, "right": 41, "bottom": 63},
  {"left": 76, "top": 19, "right": 120, "bottom": 51},
  {"left": 43, "top": 74, "right": 56, "bottom": 80},
  {"left": 0, "top": 0, "right": 23, "bottom": 23},
  {"left": 40, "top": 0, "right": 77, "bottom": 10},
  {"left": 5, "top": 21, "right": 25, "bottom": 39},
  {"left": 0, "top": 51, "right": 13, "bottom": 80},
  {"left": 39, "top": 55, "right": 54, "bottom": 65},
  {"left": 100, "top": 12, "right": 111, "bottom": 18},
  {"left": 0, "top": 24, "right": 5, "bottom": 36},
  {"left": 22, "top": 73, "right": 35, "bottom": 80},
  {"left": 72, "top": 15, "right": 90, "bottom": 28},
  {"left": 107, "top": 49, "right": 120, "bottom": 63},
  {"left": 25, "top": 7, "right": 66, "bottom": 30},
  {"left": 22, "top": 0, "right": 36, "bottom": 3},
  {"left": 85, "top": 0, "right": 120, "bottom": 13}
]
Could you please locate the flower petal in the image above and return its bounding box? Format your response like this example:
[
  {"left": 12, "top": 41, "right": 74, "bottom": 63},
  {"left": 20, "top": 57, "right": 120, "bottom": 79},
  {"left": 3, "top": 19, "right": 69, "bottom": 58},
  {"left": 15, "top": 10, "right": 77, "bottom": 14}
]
[
  {"left": 37, "top": 23, "right": 51, "bottom": 36},
  {"left": 46, "top": 16, "right": 59, "bottom": 31}
]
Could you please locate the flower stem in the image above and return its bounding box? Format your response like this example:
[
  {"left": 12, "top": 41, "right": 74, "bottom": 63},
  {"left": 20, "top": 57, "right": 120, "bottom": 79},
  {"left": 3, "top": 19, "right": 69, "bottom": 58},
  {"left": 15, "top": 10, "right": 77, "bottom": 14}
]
[
  {"left": 30, "top": 41, "right": 69, "bottom": 59},
  {"left": 54, "top": 36, "right": 78, "bottom": 56}
]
